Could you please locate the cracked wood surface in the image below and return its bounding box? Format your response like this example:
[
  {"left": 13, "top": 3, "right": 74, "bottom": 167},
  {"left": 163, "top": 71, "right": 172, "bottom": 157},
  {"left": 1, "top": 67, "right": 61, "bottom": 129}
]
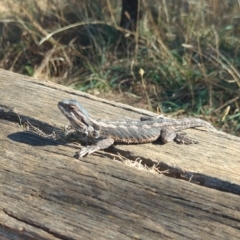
[{"left": 0, "top": 68, "right": 240, "bottom": 239}]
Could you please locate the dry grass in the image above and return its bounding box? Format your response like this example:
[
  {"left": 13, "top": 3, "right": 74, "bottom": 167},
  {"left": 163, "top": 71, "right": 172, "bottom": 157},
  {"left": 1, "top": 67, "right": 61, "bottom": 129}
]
[{"left": 0, "top": 0, "right": 240, "bottom": 135}]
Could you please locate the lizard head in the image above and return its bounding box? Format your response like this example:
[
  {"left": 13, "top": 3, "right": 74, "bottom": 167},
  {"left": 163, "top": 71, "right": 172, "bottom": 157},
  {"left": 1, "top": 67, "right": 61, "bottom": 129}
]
[{"left": 58, "top": 99, "right": 97, "bottom": 136}]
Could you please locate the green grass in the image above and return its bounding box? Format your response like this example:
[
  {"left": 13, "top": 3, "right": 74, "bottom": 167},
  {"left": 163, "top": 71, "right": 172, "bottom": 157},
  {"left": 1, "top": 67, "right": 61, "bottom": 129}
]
[{"left": 0, "top": 0, "right": 240, "bottom": 135}]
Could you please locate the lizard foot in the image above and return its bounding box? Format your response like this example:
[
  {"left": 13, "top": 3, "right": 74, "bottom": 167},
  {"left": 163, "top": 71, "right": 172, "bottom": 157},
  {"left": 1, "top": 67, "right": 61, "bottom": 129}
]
[
  {"left": 75, "top": 145, "right": 100, "bottom": 158},
  {"left": 174, "top": 133, "right": 199, "bottom": 144},
  {"left": 75, "top": 137, "right": 115, "bottom": 158}
]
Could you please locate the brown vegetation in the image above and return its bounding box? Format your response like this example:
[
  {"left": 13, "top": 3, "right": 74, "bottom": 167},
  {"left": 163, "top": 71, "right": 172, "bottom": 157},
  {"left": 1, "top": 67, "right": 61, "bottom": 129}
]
[{"left": 0, "top": 0, "right": 240, "bottom": 135}]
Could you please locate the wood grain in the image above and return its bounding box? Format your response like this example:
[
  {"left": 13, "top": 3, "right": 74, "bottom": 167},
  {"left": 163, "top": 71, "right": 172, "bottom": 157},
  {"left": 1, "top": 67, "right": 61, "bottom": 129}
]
[{"left": 0, "top": 69, "right": 240, "bottom": 239}]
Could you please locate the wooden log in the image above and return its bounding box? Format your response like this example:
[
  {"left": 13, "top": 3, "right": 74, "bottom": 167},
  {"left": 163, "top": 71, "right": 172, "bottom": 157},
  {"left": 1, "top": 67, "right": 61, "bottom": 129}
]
[{"left": 0, "top": 69, "right": 240, "bottom": 239}]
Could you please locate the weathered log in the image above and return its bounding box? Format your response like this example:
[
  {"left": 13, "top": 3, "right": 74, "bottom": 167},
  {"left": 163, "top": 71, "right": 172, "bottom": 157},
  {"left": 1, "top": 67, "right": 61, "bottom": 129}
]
[{"left": 0, "top": 69, "right": 240, "bottom": 239}]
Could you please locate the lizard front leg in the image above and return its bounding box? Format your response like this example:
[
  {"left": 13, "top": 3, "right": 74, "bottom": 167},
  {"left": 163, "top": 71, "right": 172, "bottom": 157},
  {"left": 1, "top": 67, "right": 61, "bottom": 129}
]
[{"left": 76, "top": 137, "right": 114, "bottom": 158}]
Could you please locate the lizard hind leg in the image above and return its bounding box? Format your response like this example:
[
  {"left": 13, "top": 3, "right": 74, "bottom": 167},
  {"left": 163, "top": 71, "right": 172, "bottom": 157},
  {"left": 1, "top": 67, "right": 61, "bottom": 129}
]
[
  {"left": 160, "top": 129, "right": 198, "bottom": 144},
  {"left": 140, "top": 114, "right": 167, "bottom": 121},
  {"left": 160, "top": 128, "right": 177, "bottom": 143},
  {"left": 75, "top": 137, "right": 114, "bottom": 158}
]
